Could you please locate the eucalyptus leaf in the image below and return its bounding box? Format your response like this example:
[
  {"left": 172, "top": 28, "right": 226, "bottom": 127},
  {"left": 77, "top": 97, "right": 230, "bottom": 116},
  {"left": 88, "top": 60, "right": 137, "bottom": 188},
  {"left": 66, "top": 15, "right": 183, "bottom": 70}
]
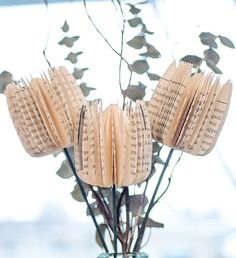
[
  {"left": 152, "top": 142, "right": 161, "bottom": 153},
  {"left": 180, "top": 55, "right": 203, "bottom": 67},
  {"left": 96, "top": 224, "right": 107, "bottom": 248},
  {"left": 86, "top": 201, "right": 101, "bottom": 216},
  {"left": 129, "top": 60, "right": 149, "bottom": 74},
  {"left": 71, "top": 183, "right": 90, "bottom": 202},
  {"left": 219, "top": 35, "right": 235, "bottom": 48},
  {"left": 140, "top": 43, "right": 160, "bottom": 58},
  {"left": 152, "top": 153, "right": 165, "bottom": 165},
  {"left": 73, "top": 67, "right": 89, "bottom": 80},
  {"left": 127, "top": 35, "right": 146, "bottom": 50},
  {"left": 127, "top": 4, "right": 141, "bottom": 14},
  {"left": 56, "top": 160, "right": 73, "bottom": 179},
  {"left": 58, "top": 36, "right": 80, "bottom": 48},
  {"left": 128, "top": 17, "right": 142, "bottom": 28},
  {"left": 61, "top": 20, "right": 69, "bottom": 32},
  {"left": 205, "top": 60, "right": 222, "bottom": 74},
  {"left": 129, "top": 194, "right": 148, "bottom": 216},
  {"left": 147, "top": 73, "right": 160, "bottom": 81},
  {"left": 125, "top": 83, "right": 146, "bottom": 101},
  {"left": 80, "top": 83, "right": 96, "bottom": 97},
  {"left": 204, "top": 48, "right": 220, "bottom": 65},
  {"left": 199, "top": 32, "right": 217, "bottom": 48},
  {"left": 146, "top": 166, "right": 156, "bottom": 181},
  {"left": 0, "top": 71, "right": 13, "bottom": 94},
  {"left": 65, "top": 52, "right": 82, "bottom": 64},
  {"left": 71, "top": 184, "right": 86, "bottom": 202},
  {"left": 141, "top": 24, "right": 154, "bottom": 35},
  {"left": 137, "top": 0, "right": 150, "bottom": 4},
  {"left": 138, "top": 217, "right": 164, "bottom": 228}
]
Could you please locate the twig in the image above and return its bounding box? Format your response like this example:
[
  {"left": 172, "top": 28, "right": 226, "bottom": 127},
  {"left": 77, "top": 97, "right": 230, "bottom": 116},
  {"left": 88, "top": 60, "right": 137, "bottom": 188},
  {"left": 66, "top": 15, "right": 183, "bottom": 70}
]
[
  {"left": 42, "top": 0, "right": 52, "bottom": 69},
  {"left": 82, "top": 0, "right": 129, "bottom": 67},
  {"left": 112, "top": 185, "right": 118, "bottom": 256},
  {"left": 124, "top": 187, "right": 130, "bottom": 253},
  {"left": 133, "top": 148, "right": 174, "bottom": 252},
  {"left": 98, "top": 188, "right": 113, "bottom": 218},
  {"left": 63, "top": 148, "right": 109, "bottom": 253},
  {"left": 152, "top": 151, "right": 183, "bottom": 207}
]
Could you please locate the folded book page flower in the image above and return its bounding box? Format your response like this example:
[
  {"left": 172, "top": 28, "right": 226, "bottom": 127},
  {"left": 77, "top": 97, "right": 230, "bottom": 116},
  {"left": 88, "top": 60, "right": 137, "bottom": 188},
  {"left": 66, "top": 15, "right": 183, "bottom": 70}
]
[
  {"left": 148, "top": 61, "right": 232, "bottom": 155},
  {"left": 74, "top": 100, "right": 152, "bottom": 187},
  {"left": 5, "top": 66, "right": 86, "bottom": 157}
]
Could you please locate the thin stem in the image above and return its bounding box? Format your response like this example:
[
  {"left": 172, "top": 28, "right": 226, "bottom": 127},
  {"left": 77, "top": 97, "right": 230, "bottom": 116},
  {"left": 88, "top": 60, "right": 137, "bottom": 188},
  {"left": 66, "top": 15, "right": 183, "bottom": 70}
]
[
  {"left": 63, "top": 148, "right": 109, "bottom": 253},
  {"left": 124, "top": 187, "right": 130, "bottom": 253},
  {"left": 152, "top": 151, "right": 183, "bottom": 207},
  {"left": 42, "top": 0, "right": 52, "bottom": 69},
  {"left": 133, "top": 148, "right": 174, "bottom": 252},
  {"left": 83, "top": 0, "right": 129, "bottom": 66},
  {"left": 98, "top": 188, "right": 112, "bottom": 218},
  {"left": 91, "top": 187, "right": 112, "bottom": 223},
  {"left": 115, "top": 0, "right": 125, "bottom": 92},
  {"left": 112, "top": 185, "right": 118, "bottom": 256}
]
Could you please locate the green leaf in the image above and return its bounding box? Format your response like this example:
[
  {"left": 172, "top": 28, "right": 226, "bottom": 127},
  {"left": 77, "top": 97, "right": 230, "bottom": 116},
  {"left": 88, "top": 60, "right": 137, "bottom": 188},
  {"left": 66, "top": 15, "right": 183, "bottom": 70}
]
[
  {"left": 204, "top": 48, "right": 220, "bottom": 65},
  {"left": 129, "top": 194, "right": 148, "bottom": 216},
  {"left": 141, "top": 24, "right": 154, "bottom": 35},
  {"left": 80, "top": 83, "right": 96, "bottom": 97},
  {"left": 125, "top": 83, "right": 146, "bottom": 101},
  {"left": 95, "top": 224, "right": 107, "bottom": 248},
  {"left": 127, "top": 35, "right": 146, "bottom": 49},
  {"left": 140, "top": 43, "right": 160, "bottom": 58},
  {"left": 65, "top": 52, "right": 82, "bottom": 64},
  {"left": 56, "top": 160, "right": 73, "bottom": 179},
  {"left": 129, "top": 60, "right": 149, "bottom": 74},
  {"left": 58, "top": 36, "right": 80, "bottom": 48},
  {"left": 152, "top": 153, "right": 165, "bottom": 165},
  {"left": 180, "top": 55, "right": 203, "bottom": 67},
  {"left": 61, "top": 20, "right": 69, "bottom": 32},
  {"left": 147, "top": 72, "right": 160, "bottom": 81},
  {"left": 127, "top": 4, "right": 141, "bottom": 15},
  {"left": 138, "top": 217, "right": 164, "bottom": 228},
  {"left": 205, "top": 60, "right": 222, "bottom": 74},
  {"left": 128, "top": 17, "right": 142, "bottom": 28},
  {"left": 219, "top": 35, "right": 235, "bottom": 48},
  {"left": 0, "top": 71, "right": 13, "bottom": 94},
  {"left": 71, "top": 183, "right": 90, "bottom": 202},
  {"left": 73, "top": 67, "right": 89, "bottom": 80},
  {"left": 86, "top": 201, "right": 101, "bottom": 216},
  {"left": 152, "top": 142, "right": 161, "bottom": 153},
  {"left": 199, "top": 32, "right": 217, "bottom": 48}
]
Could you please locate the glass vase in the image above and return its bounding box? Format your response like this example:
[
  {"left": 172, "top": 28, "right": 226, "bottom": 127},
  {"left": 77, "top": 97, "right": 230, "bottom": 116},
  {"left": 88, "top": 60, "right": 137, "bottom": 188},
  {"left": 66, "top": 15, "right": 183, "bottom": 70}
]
[{"left": 97, "top": 252, "right": 148, "bottom": 258}]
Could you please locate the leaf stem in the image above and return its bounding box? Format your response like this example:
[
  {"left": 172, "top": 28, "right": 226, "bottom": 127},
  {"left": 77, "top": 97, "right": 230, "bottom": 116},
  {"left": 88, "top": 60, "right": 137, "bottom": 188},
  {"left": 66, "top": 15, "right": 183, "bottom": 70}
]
[
  {"left": 63, "top": 148, "right": 109, "bottom": 253},
  {"left": 133, "top": 148, "right": 174, "bottom": 252}
]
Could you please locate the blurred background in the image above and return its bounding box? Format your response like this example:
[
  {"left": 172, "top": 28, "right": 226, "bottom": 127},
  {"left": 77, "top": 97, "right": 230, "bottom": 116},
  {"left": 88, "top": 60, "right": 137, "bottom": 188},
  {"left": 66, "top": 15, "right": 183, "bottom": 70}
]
[{"left": 0, "top": 0, "right": 236, "bottom": 257}]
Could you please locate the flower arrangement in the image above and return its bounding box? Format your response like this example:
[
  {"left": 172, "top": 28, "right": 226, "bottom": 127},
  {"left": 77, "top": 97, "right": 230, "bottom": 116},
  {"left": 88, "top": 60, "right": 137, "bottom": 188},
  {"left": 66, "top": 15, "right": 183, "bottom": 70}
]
[{"left": 2, "top": 1, "right": 235, "bottom": 257}]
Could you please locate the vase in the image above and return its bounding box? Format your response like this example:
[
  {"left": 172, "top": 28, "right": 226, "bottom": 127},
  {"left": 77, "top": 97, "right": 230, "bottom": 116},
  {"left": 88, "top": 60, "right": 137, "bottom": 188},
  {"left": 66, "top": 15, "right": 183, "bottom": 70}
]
[{"left": 97, "top": 252, "right": 148, "bottom": 258}]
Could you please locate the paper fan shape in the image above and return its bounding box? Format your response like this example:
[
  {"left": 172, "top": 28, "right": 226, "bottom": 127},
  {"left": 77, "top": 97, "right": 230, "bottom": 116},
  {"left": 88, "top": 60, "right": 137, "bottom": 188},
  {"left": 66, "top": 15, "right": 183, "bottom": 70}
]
[
  {"left": 74, "top": 100, "right": 152, "bottom": 187},
  {"left": 148, "top": 61, "right": 232, "bottom": 155},
  {"left": 5, "top": 66, "right": 86, "bottom": 157}
]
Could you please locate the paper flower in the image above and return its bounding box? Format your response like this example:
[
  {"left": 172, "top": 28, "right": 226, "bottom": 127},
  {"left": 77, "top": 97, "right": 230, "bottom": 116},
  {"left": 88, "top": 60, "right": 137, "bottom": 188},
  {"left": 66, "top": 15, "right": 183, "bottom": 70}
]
[
  {"left": 74, "top": 100, "right": 152, "bottom": 187},
  {"left": 148, "top": 61, "right": 232, "bottom": 155},
  {"left": 5, "top": 66, "right": 86, "bottom": 157}
]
